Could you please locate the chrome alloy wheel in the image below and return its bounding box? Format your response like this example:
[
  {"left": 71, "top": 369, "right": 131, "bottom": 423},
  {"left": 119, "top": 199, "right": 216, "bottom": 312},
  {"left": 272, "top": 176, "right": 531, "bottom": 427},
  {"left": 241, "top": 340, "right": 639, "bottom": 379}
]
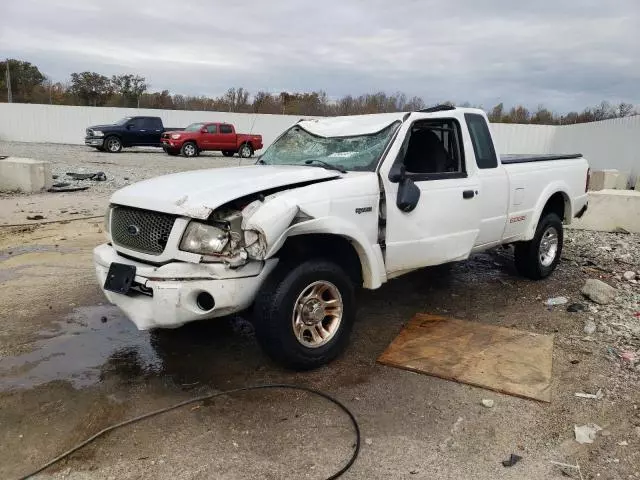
[
  {"left": 292, "top": 281, "right": 343, "bottom": 348},
  {"left": 539, "top": 226, "right": 559, "bottom": 267},
  {"left": 183, "top": 143, "right": 196, "bottom": 157},
  {"left": 106, "top": 137, "right": 121, "bottom": 152}
]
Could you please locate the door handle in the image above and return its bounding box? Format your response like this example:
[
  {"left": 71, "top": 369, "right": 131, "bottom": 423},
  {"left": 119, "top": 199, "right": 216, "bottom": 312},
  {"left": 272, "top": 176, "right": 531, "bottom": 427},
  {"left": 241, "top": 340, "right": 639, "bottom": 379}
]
[{"left": 463, "top": 190, "right": 475, "bottom": 199}]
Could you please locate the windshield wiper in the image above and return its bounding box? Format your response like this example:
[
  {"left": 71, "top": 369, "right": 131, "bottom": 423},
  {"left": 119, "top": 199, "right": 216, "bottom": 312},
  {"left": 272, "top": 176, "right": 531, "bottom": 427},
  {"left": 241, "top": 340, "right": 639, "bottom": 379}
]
[{"left": 304, "top": 159, "right": 347, "bottom": 174}]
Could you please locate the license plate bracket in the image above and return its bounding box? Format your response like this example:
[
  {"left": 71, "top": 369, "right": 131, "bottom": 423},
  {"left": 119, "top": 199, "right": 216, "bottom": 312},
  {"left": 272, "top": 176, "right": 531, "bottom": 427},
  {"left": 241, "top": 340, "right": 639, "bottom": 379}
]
[{"left": 104, "top": 262, "right": 137, "bottom": 294}]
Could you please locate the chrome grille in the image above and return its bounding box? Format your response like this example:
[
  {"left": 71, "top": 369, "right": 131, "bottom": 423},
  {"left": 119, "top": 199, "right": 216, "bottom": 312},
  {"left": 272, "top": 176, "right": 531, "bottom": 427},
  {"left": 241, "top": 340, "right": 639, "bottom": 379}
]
[{"left": 111, "top": 206, "right": 176, "bottom": 255}]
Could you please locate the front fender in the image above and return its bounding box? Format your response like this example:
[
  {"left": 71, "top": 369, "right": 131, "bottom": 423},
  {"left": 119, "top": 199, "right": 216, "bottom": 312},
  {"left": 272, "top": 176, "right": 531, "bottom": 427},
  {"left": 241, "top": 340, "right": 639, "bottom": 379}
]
[{"left": 265, "top": 217, "right": 387, "bottom": 289}]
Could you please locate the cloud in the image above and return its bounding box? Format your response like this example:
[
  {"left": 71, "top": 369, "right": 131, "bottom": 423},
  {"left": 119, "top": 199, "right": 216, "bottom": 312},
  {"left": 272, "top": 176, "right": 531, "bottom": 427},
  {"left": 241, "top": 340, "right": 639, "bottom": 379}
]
[{"left": 1, "top": 0, "right": 638, "bottom": 112}]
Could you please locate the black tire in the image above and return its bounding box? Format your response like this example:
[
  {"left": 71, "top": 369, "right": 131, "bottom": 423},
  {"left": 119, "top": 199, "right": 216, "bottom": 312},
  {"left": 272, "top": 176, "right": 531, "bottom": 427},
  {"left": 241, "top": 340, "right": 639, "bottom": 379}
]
[
  {"left": 181, "top": 141, "right": 198, "bottom": 158},
  {"left": 104, "top": 136, "right": 122, "bottom": 153},
  {"left": 222, "top": 150, "right": 235, "bottom": 157},
  {"left": 238, "top": 143, "right": 253, "bottom": 158},
  {"left": 253, "top": 259, "right": 356, "bottom": 370},
  {"left": 164, "top": 148, "right": 179, "bottom": 156},
  {"left": 514, "top": 212, "right": 563, "bottom": 280}
]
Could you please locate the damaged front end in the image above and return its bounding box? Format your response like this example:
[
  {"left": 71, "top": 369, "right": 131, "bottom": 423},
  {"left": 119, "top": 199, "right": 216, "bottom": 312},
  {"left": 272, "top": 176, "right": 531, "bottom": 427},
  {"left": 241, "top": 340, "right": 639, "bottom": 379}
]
[{"left": 180, "top": 194, "right": 303, "bottom": 268}]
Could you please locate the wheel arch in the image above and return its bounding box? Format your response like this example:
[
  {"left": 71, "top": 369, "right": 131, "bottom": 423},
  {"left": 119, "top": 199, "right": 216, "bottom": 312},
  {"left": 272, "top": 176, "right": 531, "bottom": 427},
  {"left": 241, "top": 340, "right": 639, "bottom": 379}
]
[
  {"left": 265, "top": 218, "right": 386, "bottom": 289},
  {"left": 524, "top": 185, "right": 572, "bottom": 240}
]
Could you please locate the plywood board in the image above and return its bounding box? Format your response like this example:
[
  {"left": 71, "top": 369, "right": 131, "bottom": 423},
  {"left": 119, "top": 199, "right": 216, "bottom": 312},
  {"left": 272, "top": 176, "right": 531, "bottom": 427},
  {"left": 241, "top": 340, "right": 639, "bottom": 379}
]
[{"left": 378, "top": 313, "right": 554, "bottom": 402}]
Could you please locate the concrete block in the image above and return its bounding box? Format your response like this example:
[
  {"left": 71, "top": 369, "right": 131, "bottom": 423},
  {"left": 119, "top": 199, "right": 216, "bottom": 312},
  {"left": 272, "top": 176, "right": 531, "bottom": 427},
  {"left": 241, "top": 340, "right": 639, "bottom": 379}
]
[
  {"left": 615, "top": 172, "right": 630, "bottom": 190},
  {"left": 589, "top": 169, "right": 618, "bottom": 191},
  {"left": 0, "top": 157, "right": 52, "bottom": 193},
  {"left": 570, "top": 189, "right": 640, "bottom": 233}
]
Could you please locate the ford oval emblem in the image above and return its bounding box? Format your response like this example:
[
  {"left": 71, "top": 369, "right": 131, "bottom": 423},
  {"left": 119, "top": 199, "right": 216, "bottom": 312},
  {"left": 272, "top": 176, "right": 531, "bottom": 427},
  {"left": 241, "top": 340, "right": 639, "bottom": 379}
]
[{"left": 127, "top": 224, "right": 141, "bottom": 236}]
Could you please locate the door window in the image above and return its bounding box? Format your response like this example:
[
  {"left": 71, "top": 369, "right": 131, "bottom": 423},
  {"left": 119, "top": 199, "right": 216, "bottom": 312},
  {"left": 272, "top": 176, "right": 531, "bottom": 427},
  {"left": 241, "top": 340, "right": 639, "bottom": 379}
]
[
  {"left": 219, "top": 124, "right": 233, "bottom": 134},
  {"left": 206, "top": 124, "right": 218, "bottom": 134},
  {"left": 129, "top": 118, "right": 146, "bottom": 129},
  {"left": 399, "top": 119, "right": 466, "bottom": 180}
]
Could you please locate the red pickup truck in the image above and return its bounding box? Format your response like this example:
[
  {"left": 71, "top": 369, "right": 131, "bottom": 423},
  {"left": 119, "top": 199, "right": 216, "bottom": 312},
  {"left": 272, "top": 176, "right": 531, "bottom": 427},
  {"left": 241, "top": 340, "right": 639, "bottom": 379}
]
[{"left": 161, "top": 122, "right": 263, "bottom": 158}]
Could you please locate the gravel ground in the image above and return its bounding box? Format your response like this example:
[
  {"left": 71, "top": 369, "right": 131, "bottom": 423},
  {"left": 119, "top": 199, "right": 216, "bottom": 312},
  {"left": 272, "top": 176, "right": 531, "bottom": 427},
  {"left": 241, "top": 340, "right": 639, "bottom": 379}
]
[{"left": 0, "top": 141, "right": 256, "bottom": 225}]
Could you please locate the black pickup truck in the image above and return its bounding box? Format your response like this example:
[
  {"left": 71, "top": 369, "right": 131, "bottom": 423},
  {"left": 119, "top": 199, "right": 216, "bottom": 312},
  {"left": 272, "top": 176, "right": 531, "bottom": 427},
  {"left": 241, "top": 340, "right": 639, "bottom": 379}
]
[{"left": 85, "top": 116, "right": 183, "bottom": 153}]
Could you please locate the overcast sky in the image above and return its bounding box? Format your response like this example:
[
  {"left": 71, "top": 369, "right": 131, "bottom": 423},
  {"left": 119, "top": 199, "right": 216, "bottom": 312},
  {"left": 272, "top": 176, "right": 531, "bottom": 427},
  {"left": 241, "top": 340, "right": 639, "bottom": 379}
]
[{"left": 2, "top": 0, "right": 639, "bottom": 112}]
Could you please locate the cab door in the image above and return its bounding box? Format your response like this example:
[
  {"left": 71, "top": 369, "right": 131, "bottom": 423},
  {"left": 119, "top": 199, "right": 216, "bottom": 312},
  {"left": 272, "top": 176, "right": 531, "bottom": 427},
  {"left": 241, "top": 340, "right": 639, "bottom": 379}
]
[
  {"left": 380, "top": 117, "right": 481, "bottom": 275},
  {"left": 200, "top": 123, "right": 218, "bottom": 148}
]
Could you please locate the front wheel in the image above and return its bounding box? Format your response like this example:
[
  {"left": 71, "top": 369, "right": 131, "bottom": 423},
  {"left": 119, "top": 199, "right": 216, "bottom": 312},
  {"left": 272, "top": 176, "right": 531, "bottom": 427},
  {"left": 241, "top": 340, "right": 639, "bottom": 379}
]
[
  {"left": 238, "top": 143, "right": 253, "bottom": 158},
  {"left": 253, "top": 260, "right": 355, "bottom": 370},
  {"left": 104, "top": 136, "right": 122, "bottom": 153},
  {"left": 181, "top": 141, "right": 198, "bottom": 158},
  {"left": 514, "top": 212, "right": 563, "bottom": 279}
]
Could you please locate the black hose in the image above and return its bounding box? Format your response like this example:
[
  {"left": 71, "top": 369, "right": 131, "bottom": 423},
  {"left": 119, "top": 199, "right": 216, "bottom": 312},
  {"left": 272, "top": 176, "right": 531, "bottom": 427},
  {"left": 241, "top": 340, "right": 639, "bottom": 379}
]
[{"left": 17, "top": 384, "right": 360, "bottom": 480}]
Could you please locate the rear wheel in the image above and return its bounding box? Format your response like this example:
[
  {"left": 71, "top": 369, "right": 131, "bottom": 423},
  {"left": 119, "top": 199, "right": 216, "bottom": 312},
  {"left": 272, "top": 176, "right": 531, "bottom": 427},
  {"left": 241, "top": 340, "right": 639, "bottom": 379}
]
[
  {"left": 181, "top": 141, "right": 198, "bottom": 158},
  {"left": 104, "top": 136, "right": 122, "bottom": 153},
  {"left": 222, "top": 150, "right": 235, "bottom": 157},
  {"left": 253, "top": 259, "right": 355, "bottom": 370},
  {"left": 514, "top": 212, "right": 563, "bottom": 279},
  {"left": 238, "top": 143, "right": 253, "bottom": 158}
]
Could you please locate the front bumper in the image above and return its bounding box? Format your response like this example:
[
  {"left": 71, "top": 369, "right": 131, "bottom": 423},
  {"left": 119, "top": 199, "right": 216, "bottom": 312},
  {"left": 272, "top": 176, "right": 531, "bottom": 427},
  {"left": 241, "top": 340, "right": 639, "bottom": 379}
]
[
  {"left": 93, "top": 243, "right": 277, "bottom": 330},
  {"left": 161, "top": 140, "right": 180, "bottom": 149},
  {"left": 85, "top": 137, "right": 104, "bottom": 147}
]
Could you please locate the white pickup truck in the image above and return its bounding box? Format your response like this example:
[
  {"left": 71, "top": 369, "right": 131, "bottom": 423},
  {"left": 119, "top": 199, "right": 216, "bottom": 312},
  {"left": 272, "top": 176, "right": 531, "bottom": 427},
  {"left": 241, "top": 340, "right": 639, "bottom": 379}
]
[{"left": 95, "top": 106, "right": 589, "bottom": 369}]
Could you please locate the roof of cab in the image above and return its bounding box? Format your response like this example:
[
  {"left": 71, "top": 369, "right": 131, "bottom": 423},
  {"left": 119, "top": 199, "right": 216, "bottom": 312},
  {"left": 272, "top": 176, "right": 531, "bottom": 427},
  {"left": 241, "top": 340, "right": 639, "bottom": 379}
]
[{"left": 296, "top": 106, "right": 486, "bottom": 138}]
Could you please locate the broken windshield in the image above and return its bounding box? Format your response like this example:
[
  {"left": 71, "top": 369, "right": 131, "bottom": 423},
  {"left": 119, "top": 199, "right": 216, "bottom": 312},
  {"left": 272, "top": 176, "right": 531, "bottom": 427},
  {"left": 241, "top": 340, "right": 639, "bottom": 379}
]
[{"left": 260, "top": 122, "right": 400, "bottom": 172}]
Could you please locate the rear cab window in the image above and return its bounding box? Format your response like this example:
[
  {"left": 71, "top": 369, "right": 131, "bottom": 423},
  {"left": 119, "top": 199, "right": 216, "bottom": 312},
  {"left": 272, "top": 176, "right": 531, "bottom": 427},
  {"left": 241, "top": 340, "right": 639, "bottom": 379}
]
[
  {"left": 219, "top": 124, "right": 233, "bottom": 134},
  {"left": 147, "top": 117, "right": 163, "bottom": 130},
  {"left": 464, "top": 113, "right": 498, "bottom": 169}
]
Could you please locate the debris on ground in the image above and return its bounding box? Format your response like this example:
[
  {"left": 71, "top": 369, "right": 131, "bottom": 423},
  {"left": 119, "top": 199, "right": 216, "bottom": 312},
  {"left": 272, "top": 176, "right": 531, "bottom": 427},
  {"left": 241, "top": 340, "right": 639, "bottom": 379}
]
[
  {"left": 48, "top": 185, "right": 90, "bottom": 193},
  {"left": 545, "top": 296, "right": 568, "bottom": 306},
  {"left": 567, "top": 303, "right": 587, "bottom": 313},
  {"left": 550, "top": 461, "right": 584, "bottom": 479},
  {"left": 66, "top": 171, "right": 107, "bottom": 181},
  {"left": 481, "top": 399, "right": 494, "bottom": 408},
  {"left": 623, "top": 271, "right": 637, "bottom": 281},
  {"left": 574, "top": 423, "right": 602, "bottom": 444},
  {"left": 364, "top": 438, "right": 373, "bottom": 446},
  {"left": 26, "top": 215, "right": 45, "bottom": 220},
  {"left": 583, "top": 320, "right": 597, "bottom": 335},
  {"left": 574, "top": 389, "right": 603, "bottom": 400},
  {"left": 501, "top": 453, "right": 522, "bottom": 467},
  {"left": 581, "top": 279, "right": 617, "bottom": 305},
  {"left": 617, "top": 440, "right": 628, "bottom": 446}
]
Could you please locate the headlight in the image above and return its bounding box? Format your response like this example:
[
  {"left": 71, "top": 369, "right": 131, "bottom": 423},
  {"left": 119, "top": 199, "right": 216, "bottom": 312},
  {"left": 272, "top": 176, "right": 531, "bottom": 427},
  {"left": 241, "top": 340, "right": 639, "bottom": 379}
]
[
  {"left": 180, "top": 222, "right": 229, "bottom": 255},
  {"left": 171, "top": 134, "right": 181, "bottom": 140},
  {"left": 93, "top": 130, "right": 104, "bottom": 137},
  {"left": 104, "top": 207, "right": 111, "bottom": 234}
]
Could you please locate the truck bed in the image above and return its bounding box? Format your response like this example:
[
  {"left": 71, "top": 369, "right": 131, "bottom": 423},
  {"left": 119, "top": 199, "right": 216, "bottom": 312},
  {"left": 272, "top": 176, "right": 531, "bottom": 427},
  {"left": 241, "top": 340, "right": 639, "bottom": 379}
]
[{"left": 500, "top": 153, "right": 582, "bottom": 164}]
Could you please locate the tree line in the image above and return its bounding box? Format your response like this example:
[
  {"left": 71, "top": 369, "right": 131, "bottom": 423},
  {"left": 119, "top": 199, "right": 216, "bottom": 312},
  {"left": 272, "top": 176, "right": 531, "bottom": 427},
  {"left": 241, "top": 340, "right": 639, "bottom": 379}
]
[{"left": 1, "top": 58, "right": 637, "bottom": 124}]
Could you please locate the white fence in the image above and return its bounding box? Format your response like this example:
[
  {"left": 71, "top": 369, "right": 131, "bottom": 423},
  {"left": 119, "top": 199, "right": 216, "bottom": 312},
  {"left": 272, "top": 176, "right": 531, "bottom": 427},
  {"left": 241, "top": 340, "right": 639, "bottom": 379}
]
[{"left": 0, "top": 103, "right": 638, "bottom": 179}]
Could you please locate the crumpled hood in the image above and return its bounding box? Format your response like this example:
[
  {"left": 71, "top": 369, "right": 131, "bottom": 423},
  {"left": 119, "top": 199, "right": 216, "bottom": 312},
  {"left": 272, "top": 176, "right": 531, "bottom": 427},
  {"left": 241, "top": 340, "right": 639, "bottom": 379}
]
[{"left": 109, "top": 165, "right": 341, "bottom": 219}]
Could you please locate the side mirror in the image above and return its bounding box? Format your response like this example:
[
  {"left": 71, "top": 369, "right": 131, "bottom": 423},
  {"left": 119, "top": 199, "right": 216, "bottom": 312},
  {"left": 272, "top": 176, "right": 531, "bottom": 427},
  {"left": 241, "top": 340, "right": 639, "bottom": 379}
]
[{"left": 396, "top": 174, "right": 420, "bottom": 213}]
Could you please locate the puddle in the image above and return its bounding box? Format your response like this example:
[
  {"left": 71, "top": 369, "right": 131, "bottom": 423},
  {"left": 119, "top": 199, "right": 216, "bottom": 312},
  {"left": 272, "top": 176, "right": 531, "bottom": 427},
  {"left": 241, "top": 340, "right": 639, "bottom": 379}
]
[{"left": 0, "top": 305, "right": 256, "bottom": 392}]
